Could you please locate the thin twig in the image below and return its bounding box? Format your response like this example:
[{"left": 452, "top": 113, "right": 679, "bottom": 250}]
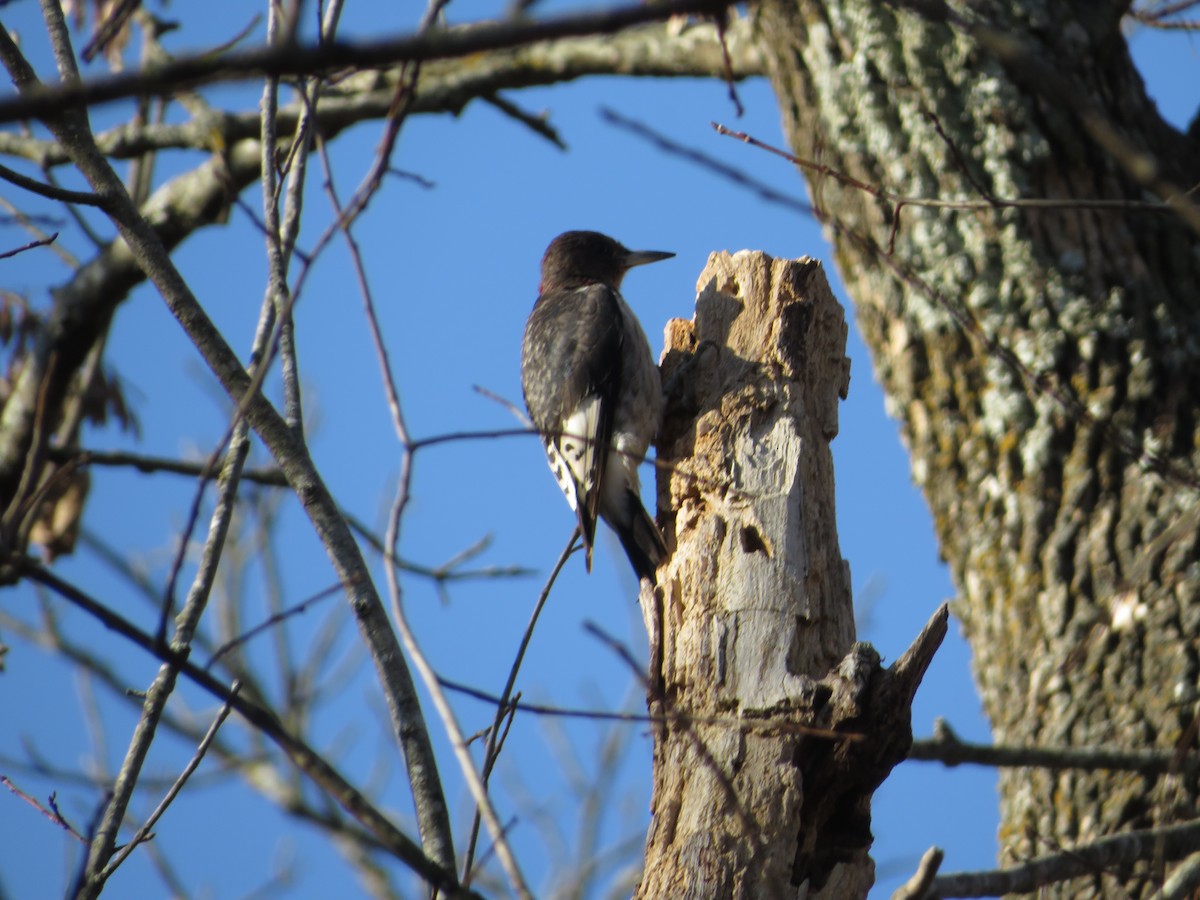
[
  {"left": 76, "top": 415, "right": 253, "bottom": 898},
  {"left": 259, "top": 0, "right": 309, "bottom": 437},
  {"left": 1, "top": 776, "right": 87, "bottom": 842},
  {"left": 0, "top": 232, "right": 60, "bottom": 260},
  {"left": 461, "top": 530, "right": 579, "bottom": 884},
  {"left": 381, "top": 402, "right": 532, "bottom": 897},
  {"left": 602, "top": 108, "right": 811, "bottom": 214},
  {"left": 311, "top": 30, "right": 461, "bottom": 868},
  {"left": 80, "top": 0, "right": 143, "bottom": 63},
  {"left": 0, "top": 194, "right": 75, "bottom": 265},
  {"left": 345, "top": 511, "right": 535, "bottom": 583},
  {"left": 44, "top": 447, "right": 287, "bottom": 485},
  {"left": 320, "top": 20, "right": 530, "bottom": 875},
  {"left": 439, "top": 676, "right": 857, "bottom": 738},
  {"left": 100, "top": 682, "right": 241, "bottom": 878},
  {"left": 582, "top": 620, "right": 646, "bottom": 684},
  {"left": 712, "top": 122, "right": 1189, "bottom": 216},
  {"left": 483, "top": 94, "right": 566, "bottom": 149},
  {"left": 712, "top": 12, "right": 743, "bottom": 117},
  {"left": 204, "top": 582, "right": 346, "bottom": 670},
  {"left": 14, "top": 559, "right": 474, "bottom": 897},
  {"left": 0, "top": 161, "right": 105, "bottom": 205},
  {"left": 4, "top": 13, "right": 456, "bottom": 873}
]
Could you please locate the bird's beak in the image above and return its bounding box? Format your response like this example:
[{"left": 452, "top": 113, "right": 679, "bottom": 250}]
[{"left": 622, "top": 249, "right": 675, "bottom": 270}]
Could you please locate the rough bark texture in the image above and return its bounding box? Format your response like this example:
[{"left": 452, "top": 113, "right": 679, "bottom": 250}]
[
  {"left": 752, "top": 1, "right": 1200, "bottom": 895},
  {"left": 636, "top": 252, "right": 944, "bottom": 899}
]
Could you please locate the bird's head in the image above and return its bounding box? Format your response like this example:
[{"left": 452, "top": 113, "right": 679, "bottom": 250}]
[{"left": 540, "top": 231, "right": 673, "bottom": 294}]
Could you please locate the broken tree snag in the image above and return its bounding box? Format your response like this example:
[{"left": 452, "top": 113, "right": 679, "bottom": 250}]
[{"left": 636, "top": 252, "right": 946, "bottom": 900}]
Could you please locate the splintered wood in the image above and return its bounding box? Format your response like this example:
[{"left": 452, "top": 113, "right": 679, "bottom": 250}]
[{"left": 636, "top": 251, "right": 944, "bottom": 900}]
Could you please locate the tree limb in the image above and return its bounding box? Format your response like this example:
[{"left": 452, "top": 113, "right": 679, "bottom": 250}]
[
  {"left": 0, "top": 16, "right": 758, "bottom": 507},
  {"left": 928, "top": 820, "right": 1200, "bottom": 897},
  {"left": 0, "top": 16, "right": 459, "bottom": 875},
  {"left": 0, "top": 17, "right": 761, "bottom": 166},
  {"left": 12, "top": 558, "right": 477, "bottom": 898},
  {"left": 0, "top": 0, "right": 744, "bottom": 125},
  {"left": 892, "top": 847, "right": 944, "bottom": 900},
  {"left": 0, "top": 161, "right": 105, "bottom": 205},
  {"left": 910, "top": 718, "right": 1200, "bottom": 779}
]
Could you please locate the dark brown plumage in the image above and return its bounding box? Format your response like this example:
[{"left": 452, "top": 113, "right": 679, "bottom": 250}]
[{"left": 521, "top": 231, "right": 672, "bottom": 581}]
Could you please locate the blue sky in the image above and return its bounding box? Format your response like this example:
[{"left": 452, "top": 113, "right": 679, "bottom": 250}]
[{"left": 1, "top": 2, "right": 1196, "bottom": 897}]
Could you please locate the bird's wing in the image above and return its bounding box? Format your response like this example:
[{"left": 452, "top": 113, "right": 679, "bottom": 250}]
[{"left": 522, "top": 285, "right": 624, "bottom": 568}]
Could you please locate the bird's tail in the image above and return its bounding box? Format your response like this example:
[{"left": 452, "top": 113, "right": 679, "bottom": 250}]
[{"left": 614, "top": 492, "right": 668, "bottom": 583}]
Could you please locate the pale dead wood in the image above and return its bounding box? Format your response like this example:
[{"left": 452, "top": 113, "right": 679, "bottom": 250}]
[
  {"left": 636, "top": 251, "right": 945, "bottom": 899},
  {"left": 892, "top": 847, "right": 944, "bottom": 900}
]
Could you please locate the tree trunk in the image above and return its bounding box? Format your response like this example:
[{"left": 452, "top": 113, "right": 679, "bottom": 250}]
[
  {"left": 636, "top": 251, "right": 945, "bottom": 898},
  {"left": 753, "top": 1, "right": 1200, "bottom": 894}
]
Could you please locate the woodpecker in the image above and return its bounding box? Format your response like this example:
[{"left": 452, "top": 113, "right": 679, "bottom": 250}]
[{"left": 521, "top": 231, "right": 672, "bottom": 582}]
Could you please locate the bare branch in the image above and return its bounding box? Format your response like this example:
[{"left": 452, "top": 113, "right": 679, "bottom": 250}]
[
  {"left": 0, "top": 17, "right": 756, "bottom": 508},
  {"left": 204, "top": 582, "right": 345, "bottom": 671},
  {"left": 79, "top": 0, "right": 142, "bottom": 63},
  {"left": 890, "top": 603, "right": 950, "bottom": 705},
  {"left": 311, "top": 96, "right": 460, "bottom": 869},
  {"left": 383, "top": 472, "right": 532, "bottom": 896},
  {"left": 461, "top": 530, "right": 579, "bottom": 885},
  {"left": 0, "top": 194, "right": 75, "bottom": 264},
  {"left": 929, "top": 820, "right": 1200, "bottom": 897},
  {"left": 74, "top": 399, "right": 253, "bottom": 897},
  {"left": 0, "top": 231, "right": 60, "bottom": 260},
  {"left": 0, "top": 161, "right": 105, "bottom": 206},
  {"left": 345, "top": 511, "right": 535, "bottom": 584},
  {"left": 4, "top": 13, "right": 460, "bottom": 875},
  {"left": 583, "top": 619, "right": 648, "bottom": 686},
  {"left": 1127, "top": 0, "right": 1200, "bottom": 29},
  {"left": 100, "top": 681, "right": 241, "bottom": 879},
  {"left": 0, "top": 17, "right": 760, "bottom": 168},
  {"left": 45, "top": 446, "right": 288, "bottom": 486},
  {"left": 259, "top": 0, "right": 310, "bottom": 438},
  {"left": 13, "top": 559, "right": 476, "bottom": 898},
  {"left": 347, "top": 87, "right": 527, "bottom": 882},
  {"left": 1, "top": 775, "right": 87, "bottom": 842},
  {"left": 0, "top": 0, "right": 742, "bottom": 125},
  {"left": 711, "top": 122, "right": 1190, "bottom": 216},
  {"left": 483, "top": 93, "right": 566, "bottom": 149},
  {"left": 438, "top": 678, "right": 861, "bottom": 736},
  {"left": 910, "top": 718, "right": 1200, "bottom": 779},
  {"left": 891, "top": 847, "right": 944, "bottom": 900}
]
